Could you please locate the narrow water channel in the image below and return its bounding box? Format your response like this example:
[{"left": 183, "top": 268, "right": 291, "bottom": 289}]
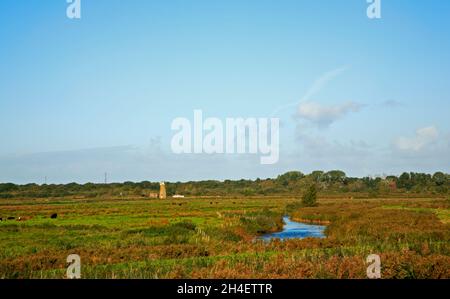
[{"left": 259, "top": 216, "right": 326, "bottom": 241}]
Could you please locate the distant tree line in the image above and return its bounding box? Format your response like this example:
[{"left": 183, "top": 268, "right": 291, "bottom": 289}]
[{"left": 0, "top": 171, "right": 448, "bottom": 199}]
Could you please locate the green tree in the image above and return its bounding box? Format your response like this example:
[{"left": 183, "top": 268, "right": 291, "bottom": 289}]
[
  {"left": 398, "top": 172, "right": 412, "bottom": 189},
  {"left": 0, "top": 183, "right": 18, "bottom": 193},
  {"left": 302, "top": 185, "right": 317, "bottom": 207},
  {"left": 324, "top": 170, "right": 346, "bottom": 183},
  {"left": 432, "top": 172, "right": 446, "bottom": 186},
  {"left": 276, "top": 171, "right": 304, "bottom": 186},
  {"left": 310, "top": 171, "right": 325, "bottom": 182}
]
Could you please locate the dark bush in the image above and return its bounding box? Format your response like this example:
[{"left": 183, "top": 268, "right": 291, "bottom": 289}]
[{"left": 302, "top": 185, "right": 317, "bottom": 207}]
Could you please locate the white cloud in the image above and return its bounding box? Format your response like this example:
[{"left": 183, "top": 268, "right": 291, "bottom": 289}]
[
  {"left": 297, "top": 101, "right": 363, "bottom": 128},
  {"left": 393, "top": 126, "right": 439, "bottom": 152}
]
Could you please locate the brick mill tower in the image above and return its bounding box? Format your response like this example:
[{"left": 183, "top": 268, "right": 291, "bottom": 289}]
[{"left": 159, "top": 182, "right": 167, "bottom": 199}]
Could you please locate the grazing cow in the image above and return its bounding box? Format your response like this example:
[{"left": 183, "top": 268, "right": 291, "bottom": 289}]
[
  {"left": 50, "top": 213, "right": 58, "bottom": 219},
  {"left": 7, "top": 217, "right": 15, "bottom": 220}
]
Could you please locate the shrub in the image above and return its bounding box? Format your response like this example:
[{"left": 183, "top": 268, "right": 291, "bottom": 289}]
[
  {"left": 302, "top": 185, "right": 317, "bottom": 207},
  {"left": 240, "top": 209, "right": 284, "bottom": 235}
]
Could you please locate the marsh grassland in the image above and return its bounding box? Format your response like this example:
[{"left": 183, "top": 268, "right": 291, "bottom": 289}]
[{"left": 0, "top": 196, "right": 449, "bottom": 279}]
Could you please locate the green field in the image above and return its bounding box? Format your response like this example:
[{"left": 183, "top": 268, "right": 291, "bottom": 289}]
[{"left": 0, "top": 196, "right": 449, "bottom": 279}]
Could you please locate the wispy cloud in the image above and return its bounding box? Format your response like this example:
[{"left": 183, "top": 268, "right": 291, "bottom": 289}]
[
  {"left": 299, "top": 66, "right": 349, "bottom": 103},
  {"left": 380, "top": 99, "right": 404, "bottom": 108},
  {"left": 270, "top": 66, "right": 349, "bottom": 117}
]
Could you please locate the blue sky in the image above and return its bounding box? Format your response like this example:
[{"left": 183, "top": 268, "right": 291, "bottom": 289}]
[{"left": 0, "top": 0, "right": 449, "bottom": 183}]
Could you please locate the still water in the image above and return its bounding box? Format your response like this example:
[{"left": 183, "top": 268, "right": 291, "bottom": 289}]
[{"left": 259, "top": 216, "right": 326, "bottom": 241}]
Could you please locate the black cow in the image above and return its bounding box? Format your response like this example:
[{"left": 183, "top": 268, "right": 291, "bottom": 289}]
[{"left": 50, "top": 213, "right": 58, "bottom": 219}]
